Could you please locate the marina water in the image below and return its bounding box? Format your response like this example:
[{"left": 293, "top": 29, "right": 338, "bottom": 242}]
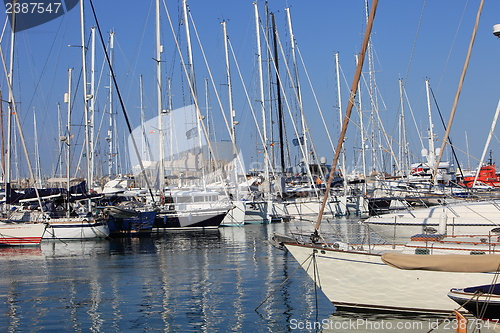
[{"left": 0, "top": 219, "right": 495, "bottom": 332}]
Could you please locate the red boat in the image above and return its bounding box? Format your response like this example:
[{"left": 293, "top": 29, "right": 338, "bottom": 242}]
[{"left": 461, "top": 163, "right": 500, "bottom": 188}]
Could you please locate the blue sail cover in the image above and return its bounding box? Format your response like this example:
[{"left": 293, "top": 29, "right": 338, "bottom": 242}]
[{"left": 5, "top": 180, "right": 89, "bottom": 204}]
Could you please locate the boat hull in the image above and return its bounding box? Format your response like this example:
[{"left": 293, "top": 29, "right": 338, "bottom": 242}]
[
  {"left": 448, "top": 288, "right": 500, "bottom": 321},
  {"left": 43, "top": 219, "right": 109, "bottom": 240},
  {"left": 155, "top": 208, "right": 227, "bottom": 229},
  {"left": 0, "top": 222, "right": 46, "bottom": 246},
  {"left": 284, "top": 243, "right": 497, "bottom": 313},
  {"left": 108, "top": 211, "right": 157, "bottom": 236}
]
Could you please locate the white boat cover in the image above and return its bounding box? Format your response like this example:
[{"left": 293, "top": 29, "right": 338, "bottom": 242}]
[{"left": 381, "top": 253, "right": 500, "bottom": 272}]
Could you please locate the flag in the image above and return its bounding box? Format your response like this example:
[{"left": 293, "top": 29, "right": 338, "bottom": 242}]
[
  {"left": 292, "top": 136, "right": 304, "bottom": 146},
  {"left": 411, "top": 164, "right": 425, "bottom": 175}
]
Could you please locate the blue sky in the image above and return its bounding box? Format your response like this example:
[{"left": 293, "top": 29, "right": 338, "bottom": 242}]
[{"left": 2, "top": 0, "right": 500, "bottom": 180}]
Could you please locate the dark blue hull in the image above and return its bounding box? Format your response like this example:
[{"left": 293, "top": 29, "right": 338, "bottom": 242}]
[
  {"left": 448, "top": 284, "right": 500, "bottom": 321},
  {"left": 154, "top": 212, "right": 226, "bottom": 229},
  {"left": 108, "top": 211, "right": 157, "bottom": 236}
]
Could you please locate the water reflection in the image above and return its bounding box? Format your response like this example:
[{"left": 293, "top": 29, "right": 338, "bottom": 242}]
[{"left": 0, "top": 222, "right": 337, "bottom": 332}]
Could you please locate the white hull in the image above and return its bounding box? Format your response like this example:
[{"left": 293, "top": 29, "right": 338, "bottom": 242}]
[
  {"left": 285, "top": 243, "right": 497, "bottom": 313},
  {"left": 365, "top": 200, "right": 500, "bottom": 244},
  {"left": 0, "top": 222, "right": 46, "bottom": 246},
  {"left": 42, "top": 219, "right": 109, "bottom": 240},
  {"left": 222, "top": 201, "right": 268, "bottom": 225}
]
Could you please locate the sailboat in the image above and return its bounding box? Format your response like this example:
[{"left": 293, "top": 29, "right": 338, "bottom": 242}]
[
  {"left": 0, "top": 7, "right": 47, "bottom": 245},
  {"left": 282, "top": 0, "right": 500, "bottom": 314},
  {"left": 0, "top": 220, "right": 46, "bottom": 246},
  {"left": 4, "top": 4, "right": 109, "bottom": 240},
  {"left": 448, "top": 283, "right": 500, "bottom": 324},
  {"left": 125, "top": 0, "right": 231, "bottom": 230}
]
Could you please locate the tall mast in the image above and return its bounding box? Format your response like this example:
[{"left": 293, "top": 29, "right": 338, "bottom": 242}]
[
  {"left": 285, "top": 7, "right": 308, "bottom": 166},
  {"left": 182, "top": 0, "right": 206, "bottom": 190},
  {"left": 398, "top": 79, "right": 408, "bottom": 176},
  {"left": 222, "top": 20, "right": 240, "bottom": 199},
  {"left": 253, "top": 1, "right": 269, "bottom": 184},
  {"left": 139, "top": 75, "right": 146, "bottom": 161},
  {"left": 167, "top": 76, "right": 173, "bottom": 165},
  {"left": 108, "top": 31, "right": 115, "bottom": 177},
  {"left": 335, "top": 52, "right": 348, "bottom": 198},
  {"left": 264, "top": 2, "right": 274, "bottom": 170},
  {"left": 65, "top": 68, "right": 73, "bottom": 217},
  {"left": 80, "top": 0, "right": 92, "bottom": 195},
  {"left": 356, "top": 55, "right": 367, "bottom": 195},
  {"left": 222, "top": 21, "right": 235, "bottom": 144},
  {"left": 270, "top": 12, "right": 285, "bottom": 175},
  {"left": 89, "top": 26, "right": 96, "bottom": 180},
  {"left": 315, "top": 0, "right": 378, "bottom": 230},
  {"left": 57, "top": 103, "right": 62, "bottom": 178},
  {"left": 156, "top": 0, "right": 165, "bottom": 192},
  {"left": 33, "top": 112, "right": 41, "bottom": 187},
  {"left": 425, "top": 79, "right": 436, "bottom": 170},
  {"left": 5, "top": 7, "right": 15, "bottom": 210},
  {"left": 182, "top": 0, "right": 196, "bottom": 97}
]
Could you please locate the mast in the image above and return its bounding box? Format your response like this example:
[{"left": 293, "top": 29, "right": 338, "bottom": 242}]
[
  {"left": 65, "top": 68, "right": 73, "bottom": 217},
  {"left": 222, "top": 21, "right": 235, "bottom": 144},
  {"left": 139, "top": 75, "right": 146, "bottom": 162},
  {"left": 270, "top": 12, "right": 285, "bottom": 175},
  {"left": 57, "top": 103, "right": 62, "bottom": 178},
  {"left": 398, "top": 79, "right": 409, "bottom": 177},
  {"left": 222, "top": 20, "right": 241, "bottom": 200},
  {"left": 5, "top": 6, "right": 15, "bottom": 211},
  {"left": 315, "top": 0, "right": 378, "bottom": 232},
  {"left": 285, "top": 7, "right": 308, "bottom": 167},
  {"left": 182, "top": 0, "right": 196, "bottom": 97},
  {"left": 253, "top": 1, "right": 269, "bottom": 185},
  {"left": 89, "top": 26, "right": 96, "bottom": 180},
  {"left": 33, "top": 112, "right": 41, "bottom": 187},
  {"left": 433, "top": 0, "right": 484, "bottom": 180},
  {"left": 108, "top": 31, "right": 115, "bottom": 176},
  {"left": 356, "top": 54, "right": 367, "bottom": 196},
  {"left": 80, "top": 0, "right": 92, "bottom": 200},
  {"left": 182, "top": 0, "right": 206, "bottom": 190},
  {"left": 335, "top": 52, "right": 348, "bottom": 199},
  {"left": 425, "top": 79, "right": 437, "bottom": 174},
  {"left": 156, "top": 0, "right": 165, "bottom": 192},
  {"left": 167, "top": 76, "right": 173, "bottom": 166}
]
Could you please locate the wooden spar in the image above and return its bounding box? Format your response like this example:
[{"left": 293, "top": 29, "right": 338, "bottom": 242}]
[
  {"left": 314, "top": 0, "right": 378, "bottom": 231},
  {"left": 432, "top": 0, "right": 484, "bottom": 182}
]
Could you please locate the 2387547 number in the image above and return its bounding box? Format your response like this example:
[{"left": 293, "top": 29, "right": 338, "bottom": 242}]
[{"left": 5, "top": 2, "right": 62, "bottom": 14}]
